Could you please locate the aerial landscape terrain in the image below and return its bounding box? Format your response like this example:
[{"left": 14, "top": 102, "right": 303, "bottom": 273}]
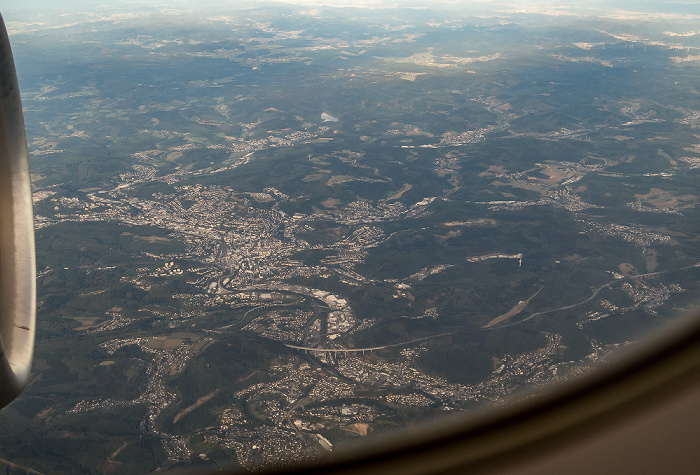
[{"left": 1, "top": 0, "right": 700, "bottom": 472}]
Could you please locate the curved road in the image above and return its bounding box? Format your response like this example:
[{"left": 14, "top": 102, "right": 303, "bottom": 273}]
[{"left": 497, "top": 261, "right": 700, "bottom": 329}]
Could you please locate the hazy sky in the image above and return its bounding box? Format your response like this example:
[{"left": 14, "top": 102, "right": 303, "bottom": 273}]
[
  {"left": 2, "top": 0, "right": 696, "bottom": 12},
  {"left": 1, "top": 0, "right": 698, "bottom": 25}
]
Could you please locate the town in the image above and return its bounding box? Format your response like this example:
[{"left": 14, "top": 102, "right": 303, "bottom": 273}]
[
  {"left": 17, "top": 8, "right": 700, "bottom": 471},
  {"left": 36, "top": 132, "right": 688, "bottom": 469}
]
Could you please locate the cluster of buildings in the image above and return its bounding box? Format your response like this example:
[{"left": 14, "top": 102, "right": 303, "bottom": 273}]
[
  {"left": 626, "top": 201, "right": 684, "bottom": 215},
  {"left": 35, "top": 170, "right": 634, "bottom": 472},
  {"left": 28, "top": 89, "right": 680, "bottom": 472},
  {"left": 465, "top": 253, "right": 522, "bottom": 265},
  {"left": 242, "top": 308, "right": 312, "bottom": 343},
  {"left": 69, "top": 336, "right": 203, "bottom": 461},
  {"left": 198, "top": 328, "right": 570, "bottom": 472},
  {"left": 205, "top": 425, "right": 318, "bottom": 471},
  {"left": 206, "top": 129, "right": 319, "bottom": 155},
  {"left": 579, "top": 280, "right": 685, "bottom": 327},
  {"left": 439, "top": 125, "right": 496, "bottom": 146},
  {"left": 578, "top": 218, "right": 671, "bottom": 247},
  {"left": 327, "top": 200, "right": 407, "bottom": 225},
  {"left": 81, "top": 310, "right": 134, "bottom": 334}
]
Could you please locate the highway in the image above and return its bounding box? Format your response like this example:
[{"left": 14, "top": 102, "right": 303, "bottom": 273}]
[
  {"left": 497, "top": 261, "right": 700, "bottom": 329},
  {"left": 284, "top": 332, "right": 456, "bottom": 355}
]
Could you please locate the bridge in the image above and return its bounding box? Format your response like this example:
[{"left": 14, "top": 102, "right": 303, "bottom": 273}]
[
  {"left": 284, "top": 343, "right": 389, "bottom": 356},
  {"left": 284, "top": 332, "right": 456, "bottom": 356}
]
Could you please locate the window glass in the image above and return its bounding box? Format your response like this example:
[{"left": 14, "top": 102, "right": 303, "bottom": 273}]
[{"left": 1, "top": 1, "right": 699, "bottom": 472}]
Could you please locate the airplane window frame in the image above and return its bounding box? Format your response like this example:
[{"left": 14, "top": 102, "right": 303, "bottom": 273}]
[{"left": 3, "top": 4, "right": 700, "bottom": 474}]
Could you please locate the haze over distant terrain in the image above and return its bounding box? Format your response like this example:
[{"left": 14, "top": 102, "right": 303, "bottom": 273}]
[{"left": 0, "top": 1, "right": 699, "bottom": 472}]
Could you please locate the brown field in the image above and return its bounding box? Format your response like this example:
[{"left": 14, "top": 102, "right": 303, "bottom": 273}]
[
  {"left": 443, "top": 218, "right": 496, "bottom": 227},
  {"left": 491, "top": 180, "right": 544, "bottom": 192},
  {"left": 173, "top": 389, "right": 220, "bottom": 424},
  {"left": 645, "top": 249, "right": 658, "bottom": 273},
  {"left": 166, "top": 151, "right": 182, "bottom": 162},
  {"left": 143, "top": 332, "right": 199, "bottom": 351},
  {"left": 618, "top": 262, "right": 638, "bottom": 275},
  {"left": 134, "top": 235, "right": 173, "bottom": 243},
  {"left": 634, "top": 188, "right": 697, "bottom": 209},
  {"left": 72, "top": 316, "right": 103, "bottom": 331},
  {"left": 478, "top": 165, "right": 507, "bottom": 177},
  {"left": 143, "top": 336, "right": 184, "bottom": 351},
  {"left": 387, "top": 183, "right": 412, "bottom": 201},
  {"left": 344, "top": 423, "right": 370, "bottom": 436},
  {"left": 327, "top": 175, "right": 354, "bottom": 186},
  {"left": 302, "top": 173, "right": 325, "bottom": 182}
]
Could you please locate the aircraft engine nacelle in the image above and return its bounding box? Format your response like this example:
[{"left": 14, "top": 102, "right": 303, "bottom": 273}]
[{"left": 0, "top": 12, "right": 36, "bottom": 410}]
